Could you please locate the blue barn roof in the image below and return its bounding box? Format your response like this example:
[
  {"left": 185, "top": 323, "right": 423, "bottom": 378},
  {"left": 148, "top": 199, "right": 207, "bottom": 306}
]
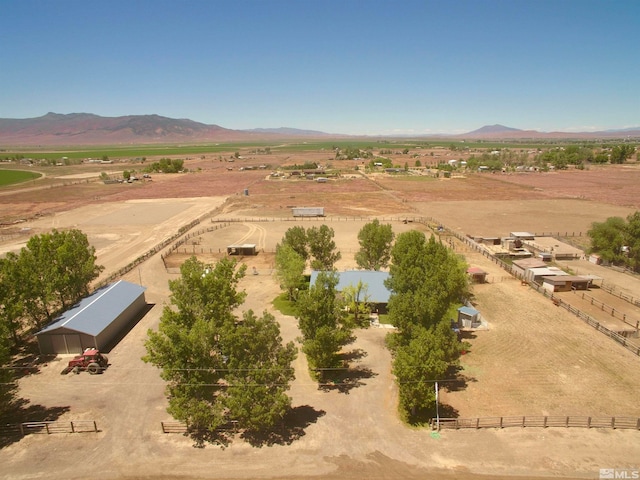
[
  {"left": 310, "top": 270, "right": 391, "bottom": 303},
  {"left": 36, "top": 280, "right": 147, "bottom": 337}
]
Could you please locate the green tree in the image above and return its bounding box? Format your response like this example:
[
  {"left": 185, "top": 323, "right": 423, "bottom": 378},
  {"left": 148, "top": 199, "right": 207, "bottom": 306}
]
[
  {"left": 307, "top": 225, "right": 341, "bottom": 271},
  {"left": 281, "top": 226, "right": 309, "bottom": 261},
  {"left": 8, "top": 229, "right": 103, "bottom": 329},
  {"left": 391, "top": 322, "right": 463, "bottom": 419},
  {"left": 144, "top": 257, "right": 247, "bottom": 431},
  {"left": 354, "top": 219, "right": 395, "bottom": 271},
  {"left": 223, "top": 310, "right": 297, "bottom": 431},
  {"left": 274, "top": 243, "right": 306, "bottom": 301},
  {"left": 123, "top": 170, "right": 131, "bottom": 180},
  {"left": 0, "top": 258, "right": 24, "bottom": 345},
  {"left": 386, "top": 233, "right": 468, "bottom": 338},
  {"left": 588, "top": 217, "right": 628, "bottom": 265},
  {"left": 610, "top": 145, "right": 635, "bottom": 164},
  {"left": 384, "top": 232, "right": 469, "bottom": 420},
  {"left": 623, "top": 211, "right": 640, "bottom": 272},
  {"left": 296, "top": 271, "right": 353, "bottom": 376},
  {"left": 144, "top": 257, "right": 296, "bottom": 436},
  {"left": 0, "top": 318, "right": 16, "bottom": 418},
  {"left": 341, "top": 280, "right": 371, "bottom": 327}
]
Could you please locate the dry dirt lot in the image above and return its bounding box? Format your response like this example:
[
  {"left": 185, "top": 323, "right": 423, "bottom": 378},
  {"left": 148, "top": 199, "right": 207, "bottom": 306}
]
[{"left": 1, "top": 158, "right": 640, "bottom": 480}]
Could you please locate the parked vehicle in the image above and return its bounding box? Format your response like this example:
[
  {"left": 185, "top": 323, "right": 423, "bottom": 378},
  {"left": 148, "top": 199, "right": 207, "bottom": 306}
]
[{"left": 61, "top": 349, "right": 109, "bottom": 375}]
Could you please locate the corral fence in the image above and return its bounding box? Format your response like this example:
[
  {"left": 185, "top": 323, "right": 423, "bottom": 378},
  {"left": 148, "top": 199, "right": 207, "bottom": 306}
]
[
  {"left": 428, "top": 222, "right": 640, "bottom": 357},
  {"left": 0, "top": 420, "right": 99, "bottom": 437},
  {"left": 431, "top": 416, "right": 640, "bottom": 431},
  {"left": 572, "top": 289, "right": 640, "bottom": 331},
  {"left": 532, "top": 231, "right": 584, "bottom": 237},
  {"left": 157, "top": 214, "right": 640, "bottom": 356},
  {"left": 532, "top": 286, "right": 640, "bottom": 356},
  {"left": 161, "top": 420, "right": 238, "bottom": 434},
  {"left": 95, "top": 218, "right": 202, "bottom": 288},
  {"left": 160, "top": 222, "right": 230, "bottom": 267},
  {"left": 599, "top": 282, "right": 640, "bottom": 308}
]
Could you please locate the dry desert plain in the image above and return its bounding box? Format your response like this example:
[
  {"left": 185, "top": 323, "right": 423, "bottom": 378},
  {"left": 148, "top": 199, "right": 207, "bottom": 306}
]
[{"left": 1, "top": 153, "right": 640, "bottom": 480}]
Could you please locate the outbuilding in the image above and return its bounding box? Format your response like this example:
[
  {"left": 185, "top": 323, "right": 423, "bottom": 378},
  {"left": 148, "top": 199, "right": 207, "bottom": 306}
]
[
  {"left": 226, "top": 244, "right": 257, "bottom": 256},
  {"left": 511, "top": 258, "right": 547, "bottom": 279},
  {"left": 292, "top": 207, "right": 325, "bottom": 217},
  {"left": 35, "top": 280, "right": 147, "bottom": 355},
  {"left": 457, "top": 306, "right": 481, "bottom": 328},
  {"left": 467, "top": 267, "right": 488, "bottom": 283},
  {"left": 541, "top": 275, "right": 591, "bottom": 293}
]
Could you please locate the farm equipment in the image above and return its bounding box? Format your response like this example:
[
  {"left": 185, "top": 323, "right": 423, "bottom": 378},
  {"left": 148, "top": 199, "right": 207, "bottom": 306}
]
[{"left": 61, "top": 349, "right": 109, "bottom": 375}]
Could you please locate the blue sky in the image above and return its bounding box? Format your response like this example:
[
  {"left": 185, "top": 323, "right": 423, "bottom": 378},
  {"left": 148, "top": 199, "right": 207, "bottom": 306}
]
[{"left": 1, "top": 0, "right": 638, "bottom": 135}]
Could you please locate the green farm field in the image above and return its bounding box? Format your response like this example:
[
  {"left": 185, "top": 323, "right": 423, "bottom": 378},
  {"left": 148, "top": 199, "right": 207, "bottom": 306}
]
[{"left": 0, "top": 169, "right": 41, "bottom": 186}]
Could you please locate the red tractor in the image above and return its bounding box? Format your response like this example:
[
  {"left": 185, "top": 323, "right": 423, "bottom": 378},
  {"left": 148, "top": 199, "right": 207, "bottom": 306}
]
[{"left": 61, "top": 349, "right": 109, "bottom": 375}]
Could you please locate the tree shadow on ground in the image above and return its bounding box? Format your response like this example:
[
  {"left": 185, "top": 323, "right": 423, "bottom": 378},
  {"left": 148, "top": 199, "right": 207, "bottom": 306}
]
[
  {"left": 444, "top": 364, "right": 477, "bottom": 394},
  {"left": 240, "top": 405, "right": 326, "bottom": 447},
  {"left": 9, "top": 338, "right": 56, "bottom": 380},
  {"left": 318, "top": 366, "right": 377, "bottom": 394},
  {"left": 340, "top": 348, "right": 367, "bottom": 363},
  {"left": 0, "top": 400, "right": 71, "bottom": 449},
  {"left": 316, "top": 348, "right": 376, "bottom": 394},
  {"left": 186, "top": 424, "right": 234, "bottom": 449},
  {"left": 406, "top": 403, "right": 460, "bottom": 427}
]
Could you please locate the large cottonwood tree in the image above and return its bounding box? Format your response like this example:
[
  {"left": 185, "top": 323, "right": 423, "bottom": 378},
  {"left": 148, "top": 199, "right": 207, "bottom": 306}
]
[
  {"left": 355, "top": 219, "right": 395, "bottom": 271},
  {"left": 144, "top": 257, "right": 296, "bottom": 436},
  {"left": 385, "top": 231, "right": 469, "bottom": 420},
  {"left": 296, "top": 271, "right": 353, "bottom": 377},
  {"left": 1, "top": 229, "right": 103, "bottom": 331}
]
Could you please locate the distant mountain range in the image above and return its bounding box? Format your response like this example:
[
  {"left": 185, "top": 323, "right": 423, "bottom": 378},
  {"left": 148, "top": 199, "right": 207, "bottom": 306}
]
[
  {"left": 0, "top": 114, "right": 638, "bottom": 146},
  {"left": 459, "top": 124, "right": 640, "bottom": 140}
]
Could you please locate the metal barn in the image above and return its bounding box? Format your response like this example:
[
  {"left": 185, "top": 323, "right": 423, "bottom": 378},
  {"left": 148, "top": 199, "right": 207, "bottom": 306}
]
[{"left": 35, "top": 280, "right": 147, "bottom": 355}]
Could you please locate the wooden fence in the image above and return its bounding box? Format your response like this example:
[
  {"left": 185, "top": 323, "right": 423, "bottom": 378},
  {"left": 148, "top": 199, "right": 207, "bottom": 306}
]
[
  {"left": 572, "top": 289, "right": 640, "bottom": 330},
  {"left": 431, "top": 416, "right": 640, "bottom": 431},
  {"left": 160, "top": 420, "right": 238, "bottom": 434},
  {"left": 430, "top": 222, "right": 640, "bottom": 357},
  {"left": 599, "top": 282, "right": 640, "bottom": 308},
  {"left": 0, "top": 420, "right": 99, "bottom": 437}
]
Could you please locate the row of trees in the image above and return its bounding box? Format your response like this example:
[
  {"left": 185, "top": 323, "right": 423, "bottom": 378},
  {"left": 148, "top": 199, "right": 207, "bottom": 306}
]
[
  {"left": 275, "top": 221, "right": 396, "bottom": 380},
  {"left": 460, "top": 144, "right": 637, "bottom": 172},
  {"left": 146, "top": 157, "right": 184, "bottom": 173},
  {"left": 0, "top": 229, "right": 103, "bottom": 418},
  {"left": 0, "top": 229, "right": 104, "bottom": 344},
  {"left": 588, "top": 211, "right": 640, "bottom": 272},
  {"left": 385, "top": 232, "right": 469, "bottom": 421},
  {"left": 143, "top": 257, "right": 297, "bottom": 436}
]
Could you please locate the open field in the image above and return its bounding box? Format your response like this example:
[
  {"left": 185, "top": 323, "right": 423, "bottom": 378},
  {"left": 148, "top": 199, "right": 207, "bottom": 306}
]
[
  {"left": 0, "top": 169, "right": 41, "bottom": 187},
  {"left": 1, "top": 152, "right": 640, "bottom": 480}
]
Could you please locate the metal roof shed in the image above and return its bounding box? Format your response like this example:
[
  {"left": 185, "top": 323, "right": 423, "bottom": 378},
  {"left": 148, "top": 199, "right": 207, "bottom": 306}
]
[
  {"left": 36, "top": 280, "right": 147, "bottom": 355},
  {"left": 226, "top": 244, "right": 257, "bottom": 256}
]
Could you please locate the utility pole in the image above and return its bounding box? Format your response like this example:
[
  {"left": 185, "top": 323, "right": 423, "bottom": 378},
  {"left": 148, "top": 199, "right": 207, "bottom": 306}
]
[{"left": 435, "top": 381, "right": 440, "bottom": 431}]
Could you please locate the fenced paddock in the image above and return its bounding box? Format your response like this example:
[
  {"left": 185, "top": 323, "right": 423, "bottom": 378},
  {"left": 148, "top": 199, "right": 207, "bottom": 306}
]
[
  {"left": 0, "top": 420, "right": 99, "bottom": 437},
  {"left": 431, "top": 416, "right": 640, "bottom": 431}
]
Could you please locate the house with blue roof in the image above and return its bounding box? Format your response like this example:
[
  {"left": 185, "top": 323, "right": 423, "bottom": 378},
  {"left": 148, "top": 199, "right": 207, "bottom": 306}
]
[{"left": 309, "top": 270, "right": 392, "bottom": 313}]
